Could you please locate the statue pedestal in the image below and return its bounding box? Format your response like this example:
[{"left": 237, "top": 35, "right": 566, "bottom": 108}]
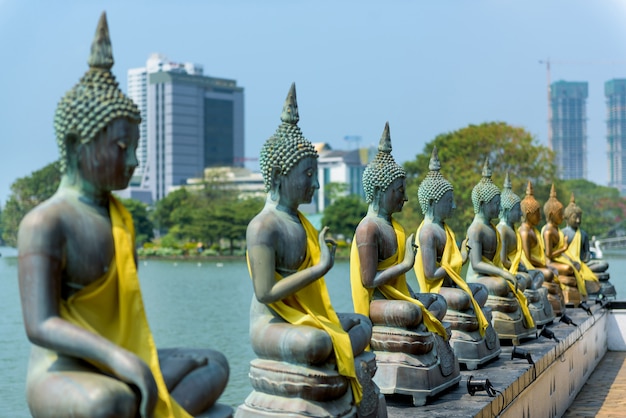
[
  {"left": 524, "top": 288, "right": 556, "bottom": 327},
  {"left": 444, "top": 308, "right": 501, "bottom": 371},
  {"left": 485, "top": 295, "right": 537, "bottom": 345},
  {"left": 543, "top": 280, "right": 566, "bottom": 316},
  {"left": 235, "top": 352, "right": 384, "bottom": 418},
  {"left": 558, "top": 275, "right": 583, "bottom": 307},
  {"left": 371, "top": 326, "right": 460, "bottom": 406}
]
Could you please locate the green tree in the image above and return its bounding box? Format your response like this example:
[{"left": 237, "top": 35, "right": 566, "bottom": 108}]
[
  {"left": 119, "top": 198, "right": 154, "bottom": 246},
  {"left": 1, "top": 162, "right": 61, "bottom": 246},
  {"left": 321, "top": 194, "right": 368, "bottom": 239},
  {"left": 398, "top": 122, "right": 557, "bottom": 238}
]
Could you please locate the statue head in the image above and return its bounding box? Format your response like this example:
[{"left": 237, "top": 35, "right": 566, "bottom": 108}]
[
  {"left": 362, "top": 122, "right": 406, "bottom": 213},
  {"left": 418, "top": 146, "right": 455, "bottom": 218},
  {"left": 563, "top": 192, "right": 582, "bottom": 229},
  {"left": 543, "top": 184, "right": 564, "bottom": 225},
  {"left": 259, "top": 83, "right": 319, "bottom": 203},
  {"left": 520, "top": 181, "right": 541, "bottom": 226},
  {"left": 471, "top": 158, "right": 501, "bottom": 218},
  {"left": 499, "top": 172, "right": 522, "bottom": 224},
  {"left": 54, "top": 12, "right": 141, "bottom": 174}
]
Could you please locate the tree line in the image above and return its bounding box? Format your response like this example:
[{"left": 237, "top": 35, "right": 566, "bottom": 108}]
[{"left": 2, "top": 122, "right": 626, "bottom": 253}]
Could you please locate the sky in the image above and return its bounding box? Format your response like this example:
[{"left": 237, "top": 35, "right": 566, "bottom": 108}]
[{"left": 1, "top": 0, "right": 626, "bottom": 207}]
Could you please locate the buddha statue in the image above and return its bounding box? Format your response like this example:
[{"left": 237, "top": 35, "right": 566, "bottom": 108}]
[
  {"left": 518, "top": 181, "right": 566, "bottom": 315},
  {"left": 465, "top": 159, "right": 536, "bottom": 345},
  {"left": 496, "top": 173, "right": 555, "bottom": 327},
  {"left": 562, "top": 193, "right": 614, "bottom": 298},
  {"left": 413, "top": 147, "right": 500, "bottom": 370},
  {"left": 350, "top": 125, "right": 459, "bottom": 406},
  {"left": 16, "top": 12, "right": 230, "bottom": 418},
  {"left": 542, "top": 185, "right": 587, "bottom": 306},
  {"left": 239, "top": 83, "right": 380, "bottom": 418}
]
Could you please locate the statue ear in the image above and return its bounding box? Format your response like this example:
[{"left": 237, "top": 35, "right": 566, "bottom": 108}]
[
  {"left": 269, "top": 166, "right": 282, "bottom": 201},
  {"left": 63, "top": 132, "right": 81, "bottom": 169}
]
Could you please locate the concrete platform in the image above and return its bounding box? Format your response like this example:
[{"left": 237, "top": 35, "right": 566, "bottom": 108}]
[{"left": 387, "top": 302, "right": 610, "bottom": 417}]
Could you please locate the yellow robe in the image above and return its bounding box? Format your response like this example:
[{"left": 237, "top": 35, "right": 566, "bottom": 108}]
[
  {"left": 542, "top": 227, "right": 588, "bottom": 296},
  {"left": 59, "top": 196, "right": 191, "bottom": 418},
  {"left": 248, "top": 212, "right": 362, "bottom": 404},
  {"left": 413, "top": 221, "right": 490, "bottom": 337},
  {"left": 565, "top": 229, "right": 599, "bottom": 286},
  {"left": 350, "top": 219, "right": 447, "bottom": 340},
  {"left": 485, "top": 227, "right": 535, "bottom": 328},
  {"left": 520, "top": 226, "right": 547, "bottom": 271}
]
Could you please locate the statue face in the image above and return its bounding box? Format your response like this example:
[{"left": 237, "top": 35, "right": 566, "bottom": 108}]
[
  {"left": 77, "top": 118, "right": 139, "bottom": 192},
  {"left": 483, "top": 194, "right": 501, "bottom": 220},
  {"left": 278, "top": 156, "right": 319, "bottom": 207},
  {"left": 508, "top": 202, "right": 522, "bottom": 224},
  {"left": 433, "top": 189, "right": 455, "bottom": 220},
  {"left": 379, "top": 177, "right": 407, "bottom": 215},
  {"left": 567, "top": 212, "right": 581, "bottom": 229}
]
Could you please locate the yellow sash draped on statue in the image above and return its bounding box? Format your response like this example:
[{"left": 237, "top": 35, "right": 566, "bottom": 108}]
[
  {"left": 486, "top": 228, "right": 535, "bottom": 329},
  {"left": 250, "top": 212, "right": 361, "bottom": 404},
  {"left": 59, "top": 196, "right": 191, "bottom": 418},
  {"left": 413, "top": 221, "right": 490, "bottom": 337},
  {"left": 505, "top": 231, "right": 524, "bottom": 275},
  {"left": 543, "top": 228, "right": 588, "bottom": 296},
  {"left": 350, "top": 219, "right": 447, "bottom": 340},
  {"left": 520, "top": 227, "right": 546, "bottom": 270},
  {"left": 565, "top": 229, "right": 599, "bottom": 286}
]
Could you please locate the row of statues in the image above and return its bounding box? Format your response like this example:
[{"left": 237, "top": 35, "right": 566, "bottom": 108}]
[{"left": 16, "top": 12, "right": 613, "bottom": 418}]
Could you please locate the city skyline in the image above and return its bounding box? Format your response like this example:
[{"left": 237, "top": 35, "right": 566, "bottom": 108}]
[{"left": 2, "top": 1, "right": 626, "bottom": 206}]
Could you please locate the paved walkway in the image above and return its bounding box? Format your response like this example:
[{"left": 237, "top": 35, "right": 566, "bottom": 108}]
[{"left": 563, "top": 351, "right": 626, "bottom": 417}]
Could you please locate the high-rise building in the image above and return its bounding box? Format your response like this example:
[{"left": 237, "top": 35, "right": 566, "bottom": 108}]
[
  {"left": 122, "top": 53, "right": 244, "bottom": 203},
  {"left": 605, "top": 79, "right": 626, "bottom": 195},
  {"left": 550, "top": 81, "right": 588, "bottom": 180}
]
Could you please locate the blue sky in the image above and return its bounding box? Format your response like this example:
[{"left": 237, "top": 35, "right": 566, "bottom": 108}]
[{"left": 1, "top": 0, "right": 625, "bottom": 206}]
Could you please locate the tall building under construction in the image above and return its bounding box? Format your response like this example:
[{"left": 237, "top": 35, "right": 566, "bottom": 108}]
[
  {"left": 550, "top": 81, "right": 588, "bottom": 180},
  {"left": 605, "top": 79, "right": 626, "bottom": 195}
]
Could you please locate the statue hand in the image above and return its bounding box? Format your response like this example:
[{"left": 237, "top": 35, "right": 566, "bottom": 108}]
[
  {"left": 110, "top": 350, "right": 158, "bottom": 418},
  {"left": 319, "top": 226, "right": 337, "bottom": 271},
  {"left": 403, "top": 233, "right": 417, "bottom": 266},
  {"left": 504, "top": 271, "right": 518, "bottom": 291}
]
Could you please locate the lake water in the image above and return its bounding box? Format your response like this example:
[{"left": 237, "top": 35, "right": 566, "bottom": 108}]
[{"left": 2, "top": 246, "right": 626, "bottom": 417}]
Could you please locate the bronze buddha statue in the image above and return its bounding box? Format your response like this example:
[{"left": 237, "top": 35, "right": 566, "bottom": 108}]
[
  {"left": 413, "top": 148, "right": 500, "bottom": 370},
  {"left": 350, "top": 125, "right": 459, "bottom": 406},
  {"left": 17, "top": 12, "right": 230, "bottom": 418}
]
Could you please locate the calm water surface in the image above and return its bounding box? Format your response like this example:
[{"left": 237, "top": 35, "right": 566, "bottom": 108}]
[{"left": 2, "top": 246, "right": 626, "bottom": 417}]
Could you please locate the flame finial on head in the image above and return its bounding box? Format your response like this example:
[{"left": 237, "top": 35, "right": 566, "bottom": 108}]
[
  {"left": 471, "top": 157, "right": 500, "bottom": 214},
  {"left": 259, "top": 83, "right": 317, "bottom": 192},
  {"left": 362, "top": 122, "right": 405, "bottom": 203},
  {"left": 418, "top": 146, "right": 454, "bottom": 214},
  {"left": 564, "top": 191, "right": 583, "bottom": 219},
  {"left": 543, "top": 183, "right": 564, "bottom": 222},
  {"left": 500, "top": 172, "right": 521, "bottom": 213},
  {"left": 54, "top": 11, "right": 141, "bottom": 173}
]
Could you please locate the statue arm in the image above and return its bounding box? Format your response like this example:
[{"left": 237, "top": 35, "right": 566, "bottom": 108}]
[
  {"left": 520, "top": 227, "right": 546, "bottom": 268},
  {"left": 356, "top": 222, "right": 415, "bottom": 289},
  {"left": 543, "top": 227, "right": 569, "bottom": 259},
  {"left": 467, "top": 231, "right": 516, "bottom": 285},
  {"left": 247, "top": 223, "right": 335, "bottom": 304},
  {"left": 17, "top": 213, "right": 158, "bottom": 418},
  {"left": 496, "top": 225, "right": 512, "bottom": 269},
  {"left": 419, "top": 227, "right": 448, "bottom": 281}
]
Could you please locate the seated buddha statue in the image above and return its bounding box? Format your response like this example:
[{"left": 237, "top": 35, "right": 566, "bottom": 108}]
[
  {"left": 496, "top": 173, "right": 555, "bottom": 327},
  {"left": 350, "top": 124, "right": 459, "bottom": 406},
  {"left": 465, "top": 159, "right": 536, "bottom": 345},
  {"left": 542, "top": 185, "right": 586, "bottom": 306},
  {"left": 17, "top": 13, "right": 230, "bottom": 418},
  {"left": 239, "top": 83, "right": 380, "bottom": 418},
  {"left": 518, "top": 181, "right": 566, "bottom": 316},
  {"left": 413, "top": 147, "right": 500, "bottom": 370},
  {"left": 562, "top": 193, "right": 611, "bottom": 298}
]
